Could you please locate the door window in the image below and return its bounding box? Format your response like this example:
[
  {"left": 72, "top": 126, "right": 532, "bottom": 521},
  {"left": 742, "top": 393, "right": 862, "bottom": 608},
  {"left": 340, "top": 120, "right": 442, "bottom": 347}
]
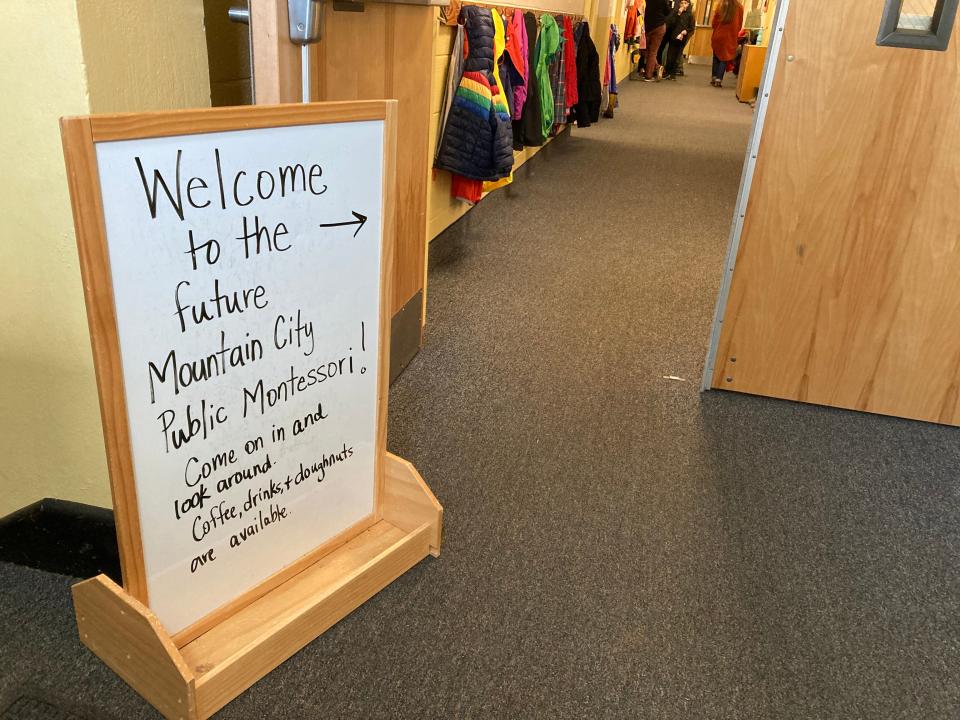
[{"left": 878, "top": 0, "right": 958, "bottom": 49}]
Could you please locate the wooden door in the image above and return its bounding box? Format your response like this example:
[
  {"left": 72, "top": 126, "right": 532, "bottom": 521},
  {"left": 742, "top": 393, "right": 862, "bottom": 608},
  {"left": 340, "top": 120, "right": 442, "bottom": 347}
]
[
  {"left": 709, "top": 0, "right": 960, "bottom": 425},
  {"left": 250, "top": 1, "right": 433, "bottom": 379},
  {"left": 312, "top": 3, "right": 433, "bottom": 322}
]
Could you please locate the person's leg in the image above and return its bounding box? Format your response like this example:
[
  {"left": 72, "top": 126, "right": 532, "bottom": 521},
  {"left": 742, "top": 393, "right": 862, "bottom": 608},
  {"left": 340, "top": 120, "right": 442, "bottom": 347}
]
[
  {"left": 716, "top": 56, "right": 727, "bottom": 85},
  {"left": 644, "top": 27, "right": 658, "bottom": 79},
  {"left": 712, "top": 55, "right": 724, "bottom": 84},
  {"left": 678, "top": 39, "right": 690, "bottom": 75},
  {"left": 645, "top": 25, "right": 666, "bottom": 79},
  {"left": 665, "top": 42, "right": 681, "bottom": 77},
  {"left": 657, "top": 33, "right": 669, "bottom": 68}
]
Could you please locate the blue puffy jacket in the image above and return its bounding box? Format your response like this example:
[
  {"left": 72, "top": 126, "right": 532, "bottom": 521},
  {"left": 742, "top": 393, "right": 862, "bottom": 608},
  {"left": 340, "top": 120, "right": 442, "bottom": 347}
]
[{"left": 435, "top": 7, "right": 514, "bottom": 181}]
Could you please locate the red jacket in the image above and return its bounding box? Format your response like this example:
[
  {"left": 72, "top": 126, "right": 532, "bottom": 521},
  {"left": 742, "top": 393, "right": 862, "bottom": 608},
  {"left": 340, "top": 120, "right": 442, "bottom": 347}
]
[
  {"left": 563, "top": 16, "right": 579, "bottom": 109},
  {"left": 624, "top": 3, "right": 639, "bottom": 40},
  {"left": 711, "top": 2, "right": 744, "bottom": 61}
]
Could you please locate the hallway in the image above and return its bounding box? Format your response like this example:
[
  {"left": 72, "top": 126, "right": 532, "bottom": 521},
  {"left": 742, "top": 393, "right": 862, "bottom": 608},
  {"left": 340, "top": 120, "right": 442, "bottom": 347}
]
[
  {"left": 388, "top": 66, "right": 960, "bottom": 719},
  {"left": 2, "top": 67, "right": 959, "bottom": 719}
]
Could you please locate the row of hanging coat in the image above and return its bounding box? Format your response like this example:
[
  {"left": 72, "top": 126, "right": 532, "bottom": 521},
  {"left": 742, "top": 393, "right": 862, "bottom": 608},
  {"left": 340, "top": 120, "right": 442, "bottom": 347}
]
[{"left": 435, "top": 5, "right": 603, "bottom": 204}]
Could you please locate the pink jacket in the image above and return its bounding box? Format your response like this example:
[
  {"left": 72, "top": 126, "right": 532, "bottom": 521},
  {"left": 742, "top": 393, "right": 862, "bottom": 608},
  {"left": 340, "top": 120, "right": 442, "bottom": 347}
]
[{"left": 507, "top": 10, "right": 528, "bottom": 121}]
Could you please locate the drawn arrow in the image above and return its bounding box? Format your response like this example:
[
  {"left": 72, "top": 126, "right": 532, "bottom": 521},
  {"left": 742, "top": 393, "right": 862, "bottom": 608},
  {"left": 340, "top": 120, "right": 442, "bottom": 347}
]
[{"left": 318, "top": 211, "right": 368, "bottom": 238}]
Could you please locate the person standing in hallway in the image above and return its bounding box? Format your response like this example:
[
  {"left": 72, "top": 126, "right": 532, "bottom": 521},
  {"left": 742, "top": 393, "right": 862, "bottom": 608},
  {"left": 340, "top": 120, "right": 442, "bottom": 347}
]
[
  {"left": 643, "top": 0, "right": 671, "bottom": 81},
  {"left": 663, "top": 0, "right": 695, "bottom": 80},
  {"left": 711, "top": 0, "right": 743, "bottom": 87}
]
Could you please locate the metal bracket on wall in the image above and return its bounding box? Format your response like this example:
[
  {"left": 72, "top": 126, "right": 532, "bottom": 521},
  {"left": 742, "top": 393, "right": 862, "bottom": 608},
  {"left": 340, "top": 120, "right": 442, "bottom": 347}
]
[
  {"left": 288, "top": 0, "right": 324, "bottom": 102},
  {"left": 288, "top": 0, "right": 324, "bottom": 43},
  {"left": 228, "top": 2, "right": 256, "bottom": 103},
  {"left": 228, "top": 4, "right": 250, "bottom": 23},
  {"left": 701, "top": 0, "right": 791, "bottom": 391}
]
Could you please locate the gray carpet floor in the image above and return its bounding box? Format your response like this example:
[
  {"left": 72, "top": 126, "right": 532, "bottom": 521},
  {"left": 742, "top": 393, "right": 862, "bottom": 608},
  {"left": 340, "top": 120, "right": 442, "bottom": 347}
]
[{"left": 3, "top": 65, "right": 959, "bottom": 719}]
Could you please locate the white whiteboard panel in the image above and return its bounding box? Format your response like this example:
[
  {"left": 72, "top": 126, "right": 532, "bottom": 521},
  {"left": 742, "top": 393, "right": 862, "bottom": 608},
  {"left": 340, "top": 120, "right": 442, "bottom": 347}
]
[{"left": 94, "top": 120, "right": 384, "bottom": 634}]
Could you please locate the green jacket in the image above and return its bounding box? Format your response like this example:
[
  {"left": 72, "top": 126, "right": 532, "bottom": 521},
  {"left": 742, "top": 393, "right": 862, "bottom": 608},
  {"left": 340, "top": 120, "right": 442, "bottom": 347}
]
[{"left": 535, "top": 14, "right": 561, "bottom": 140}]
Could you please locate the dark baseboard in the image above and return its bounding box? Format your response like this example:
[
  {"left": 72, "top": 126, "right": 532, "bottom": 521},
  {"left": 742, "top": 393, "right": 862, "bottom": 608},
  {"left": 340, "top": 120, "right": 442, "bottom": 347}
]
[
  {"left": 390, "top": 290, "right": 423, "bottom": 383},
  {"left": 0, "top": 499, "right": 120, "bottom": 582}
]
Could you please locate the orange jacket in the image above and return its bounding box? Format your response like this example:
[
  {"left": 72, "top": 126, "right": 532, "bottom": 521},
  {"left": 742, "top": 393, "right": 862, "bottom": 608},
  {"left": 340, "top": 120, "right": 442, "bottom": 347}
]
[{"left": 712, "top": 2, "right": 744, "bottom": 61}]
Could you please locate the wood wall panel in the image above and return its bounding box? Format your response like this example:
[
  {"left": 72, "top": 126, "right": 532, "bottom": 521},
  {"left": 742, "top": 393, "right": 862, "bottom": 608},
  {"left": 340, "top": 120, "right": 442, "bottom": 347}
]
[
  {"left": 314, "top": 4, "right": 433, "bottom": 314},
  {"left": 686, "top": 26, "right": 713, "bottom": 58},
  {"left": 253, "top": 1, "right": 432, "bottom": 318},
  {"left": 250, "top": 1, "right": 299, "bottom": 104},
  {"left": 711, "top": 0, "right": 960, "bottom": 425}
]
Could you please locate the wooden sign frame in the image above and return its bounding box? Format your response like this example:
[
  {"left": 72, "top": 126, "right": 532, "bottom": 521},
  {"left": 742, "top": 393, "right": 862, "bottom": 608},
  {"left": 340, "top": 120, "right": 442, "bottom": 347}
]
[{"left": 61, "top": 101, "right": 442, "bottom": 720}]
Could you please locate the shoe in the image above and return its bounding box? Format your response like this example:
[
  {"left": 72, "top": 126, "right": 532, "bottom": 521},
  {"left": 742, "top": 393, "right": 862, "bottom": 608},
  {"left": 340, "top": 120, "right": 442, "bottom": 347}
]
[
  {"left": 664, "top": 74, "right": 676, "bottom": 80},
  {"left": 643, "top": 77, "right": 657, "bottom": 82}
]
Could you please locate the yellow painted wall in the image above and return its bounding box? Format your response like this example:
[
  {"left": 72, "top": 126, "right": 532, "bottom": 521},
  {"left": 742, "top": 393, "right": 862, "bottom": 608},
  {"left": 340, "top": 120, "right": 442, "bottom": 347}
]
[
  {"left": 1, "top": 1, "right": 104, "bottom": 518},
  {"left": 762, "top": 0, "right": 778, "bottom": 41},
  {"left": 0, "top": 1, "right": 210, "bottom": 518},
  {"left": 592, "top": 0, "right": 630, "bottom": 92},
  {"left": 612, "top": 0, "right": 633, "bottom": 83},
  {"left": 77, "top": 0, "right": 211, "bottom": 113}
]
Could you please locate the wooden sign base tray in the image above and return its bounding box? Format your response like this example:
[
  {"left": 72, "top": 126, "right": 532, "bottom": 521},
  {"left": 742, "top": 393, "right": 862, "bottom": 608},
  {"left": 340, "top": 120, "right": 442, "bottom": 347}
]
[{"left": 72, "top": 453, "right": 442, "bottom": 720}]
